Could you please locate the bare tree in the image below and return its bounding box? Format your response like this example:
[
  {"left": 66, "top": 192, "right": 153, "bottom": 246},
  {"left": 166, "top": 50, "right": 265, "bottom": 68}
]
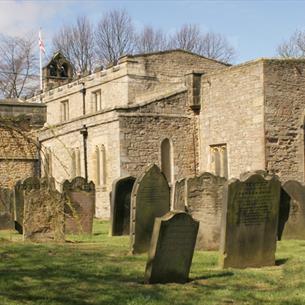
[
  {"left": 0, "top": 34, "right": 38, "bottom": 98},
  {"left": 277, "top": 30, "right": 305, "bottom": 58},
  {"left": 169, "top": 24, "right": 235, "bottom": 63},
  {"left": 135, "top": 26, "right": 167, "bottom": 53},
  {"left": 199, "top": 32, "right": 235, "bottom": 63},
  {"left": 52, "top": 16, "right": 95, "bottom": 74},
  {"left": 95, "top": 9, "right": 135, "bottom": 65},
  {"left": 169, "top": 24, "right": 201, "bottom": 52}
]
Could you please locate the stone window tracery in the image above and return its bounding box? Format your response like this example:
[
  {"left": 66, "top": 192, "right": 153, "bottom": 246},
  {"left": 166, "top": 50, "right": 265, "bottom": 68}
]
[{"left": 210, "top": 144, "right": 228, "bottom": 178}]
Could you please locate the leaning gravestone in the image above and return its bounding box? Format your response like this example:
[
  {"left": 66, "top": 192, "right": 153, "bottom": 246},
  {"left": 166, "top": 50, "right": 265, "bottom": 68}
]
[
  {"left": 130, "top": 164, "right": 170, "bottom": 254},
  {"left": 187, "top": 172, "right": 226, "bottom": 250},
  {"left": 14, "top": 177, "right": 40, "bottom": 234},
  {"left": 144, "top": 211, "right": 199, "bottom": 284},
  {"left": 280, "top": 180, "right": 305, "bottom": 240},
  {"left": 23, "top": 178, "right": 65, "bottom": 242},
  {"left": 110, "top": 176, "right": 136, "bottom": 236},
  {"left": 173, "top": 178, "right": 187, "bottom": 211},
  {"left": 220, "top": 173, "right": 281, "bottom": 268},
  {"left": 62, "top": 177, "right": 95, "bottom": 235},
  {"left": 0, "top": 188, "right": 14, "bottom": 230}
]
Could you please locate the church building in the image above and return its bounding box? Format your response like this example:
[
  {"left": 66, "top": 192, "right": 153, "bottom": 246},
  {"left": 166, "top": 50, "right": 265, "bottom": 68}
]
[{"left": 28, "top": 50, "right": 305, "bottom": 218}]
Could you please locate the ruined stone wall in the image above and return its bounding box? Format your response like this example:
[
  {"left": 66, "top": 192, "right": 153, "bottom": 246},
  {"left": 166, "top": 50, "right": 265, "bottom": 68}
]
[
  {"left": 264, "top": 60, "right": 305, "bottom": 182},
  {"left": 200, "top": 60, "right": 266, "bottom": 179},
  {"left": 119, "top": 90, "right": 197, "bottom": 181},
  {"left": 0, "top": 102, "right": 45, "bottom": 188}
]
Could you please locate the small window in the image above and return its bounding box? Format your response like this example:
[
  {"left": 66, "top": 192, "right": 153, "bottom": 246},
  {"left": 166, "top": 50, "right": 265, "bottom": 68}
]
[
  {"left": 210, "top": 144, "right": 228, "bottom": 178},
  {"left": 61, "top": 100, "right": 69, "bottom": 122},
  {"left": 92, "top": 90, "right": 102, "bottom": 112}
]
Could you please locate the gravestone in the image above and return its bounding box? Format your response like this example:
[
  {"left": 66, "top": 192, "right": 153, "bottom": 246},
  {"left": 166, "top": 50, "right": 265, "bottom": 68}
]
[
  {"left": 110, "top": 176, "right": 135, "bottom": 236},
  {"left": 0, "top": 188, "right": 14, "bottom": 230},
  {"left": 23, "top": 178, "right": 65, "bottom": 242},
  {"left": 62, "top": 177, "right": 95, "bottom": 235},
  {"left": 220, "top": 173, "right": 281, "bottom": 268},
  {"left": 277, "top": 187, "right": 291, "bottom": 240},
  {"left": 187, "top": 172, "right": 226, "bottom": 250},
  {"left": 14, "top": 177, "right": 40, "bottom": 234},
  {"left": 130, "top": 164, "right": 170, "bottom": 254},
  {"left": 173, "top": 178, "right": 187, "bottom": 211},
  {"left": 144, "top": 211, "right": 199, "bottom": 284},
  {"left": 280, "top": 180, "right": 305, "bottom": 240}
]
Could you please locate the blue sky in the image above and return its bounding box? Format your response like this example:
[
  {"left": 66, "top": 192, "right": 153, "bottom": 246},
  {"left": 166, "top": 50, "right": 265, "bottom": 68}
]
[{"left": 1, "top": 0, "right": 305, "bottom": 63}]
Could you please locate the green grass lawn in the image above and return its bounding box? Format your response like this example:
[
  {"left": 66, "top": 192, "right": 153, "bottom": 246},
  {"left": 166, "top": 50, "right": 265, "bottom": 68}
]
[{"left": 0, "top": 221, "right": 304, "bottom": 305}]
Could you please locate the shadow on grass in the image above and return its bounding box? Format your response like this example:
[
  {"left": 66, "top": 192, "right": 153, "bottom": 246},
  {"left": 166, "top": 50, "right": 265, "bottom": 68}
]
[
  {"left": 275, "top": 258, "right": 288, "bottom": 266},
  {"left": 190, "top": 271, "right": 234, "bottom": 282}
]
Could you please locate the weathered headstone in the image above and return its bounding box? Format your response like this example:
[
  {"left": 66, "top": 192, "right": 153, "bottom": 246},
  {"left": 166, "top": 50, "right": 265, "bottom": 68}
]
[
  {"left": 62, "top": 177, "right": 95, "bottom": 235},
  {"left": 220, "top": 174, "right": 281, "bottom": 268},
  {"left": 110, "top": 176, "right": 135, "bottom": 236},
  {"left": 280, "top": 180, "right": 305, "bottom": 240},
  {"left": 130, "top": 164, "right": 170, "bottom": 254},
  {"left": 278, "top": 187, "right": 291, "bottom": 240},
  {"left": 14, "top": 177, "right": 40, "bottom": 234},
  {"left": 144, "top": 211, "right": 199, "bottom": 284},
  {"left": 23, "top": 178, "right": 65, "bottom": 242},
  {"left": 0, "top": 188, "right": 14, "bottom": 230},
  {"left": 187, "top": 172, "right": 226, "bottom": 250},
  {"left": 173, "top": 178, "right": 187, "bottom": 211}
]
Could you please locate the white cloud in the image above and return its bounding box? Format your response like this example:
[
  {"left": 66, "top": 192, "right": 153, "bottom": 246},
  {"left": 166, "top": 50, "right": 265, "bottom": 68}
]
[{"left": 0, "top": 1, "right": 70, "bottom": 37}]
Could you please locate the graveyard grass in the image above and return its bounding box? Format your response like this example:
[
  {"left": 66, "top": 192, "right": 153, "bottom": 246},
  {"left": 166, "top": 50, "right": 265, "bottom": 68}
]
[{"left": 0, "top": 222, "right": 304, "bottom": 305}]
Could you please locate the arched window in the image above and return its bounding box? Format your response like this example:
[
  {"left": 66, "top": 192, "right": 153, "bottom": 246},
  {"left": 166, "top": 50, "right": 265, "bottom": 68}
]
[
  {"left": 210, "top": 144, "right": 228, "bottom": 178},
  {"left": 95, "top": 145, "right": 106, "bottom": 188},
  {"left": 60, "top": 63, "right": 68, "bottom": 78},
  {"left": 71, "top": 148, "right": 81, "bottom": 178},
  {"left": 71, "top": 149, "right": 76, "bottom": 178},
  {"left": 43, "top": 147, "right": 52, "bottom": 177},
  {"left": 49, "top": 64, "right": 57, "bottom": 77},
  {"left": 161, "top": 138, "right": 173, "bottom": 184}
]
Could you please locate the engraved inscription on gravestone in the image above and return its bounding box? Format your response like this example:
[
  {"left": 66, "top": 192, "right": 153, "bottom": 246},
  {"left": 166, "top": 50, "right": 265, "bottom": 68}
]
[
  {"left": 144, "top": 211, "right": 199, "bottom": 284},
  {"left": 130, "top": 164, "right": 170, "bottom": 254},
  {"left": 220, "top": 174, "right": 281, "bottom": 268}
]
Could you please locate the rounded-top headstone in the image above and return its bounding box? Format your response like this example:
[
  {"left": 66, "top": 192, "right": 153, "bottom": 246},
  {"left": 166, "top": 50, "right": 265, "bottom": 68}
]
[{"left": 130, "top": 164, "right": 170, "bottom": 254}]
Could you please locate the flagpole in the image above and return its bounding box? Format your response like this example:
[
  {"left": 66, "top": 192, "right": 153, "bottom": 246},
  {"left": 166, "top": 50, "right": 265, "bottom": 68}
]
[{"left": 39, "top": 29, "right": 43, "bottom": 92}]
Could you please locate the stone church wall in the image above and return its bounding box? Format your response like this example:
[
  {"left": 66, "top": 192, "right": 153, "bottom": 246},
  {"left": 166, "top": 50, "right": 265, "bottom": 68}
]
[
  {"left": 119, "top": 90, "right": 197, "bottom": 182},
  {"left": 264, "top": 59, "right": 305, "bottom": 182},
  {"left": 39, "top": 112, "right": 121, "bottom": 218},
  {"left": 199, "top": 60, "right": 266, "bottom": 178}
]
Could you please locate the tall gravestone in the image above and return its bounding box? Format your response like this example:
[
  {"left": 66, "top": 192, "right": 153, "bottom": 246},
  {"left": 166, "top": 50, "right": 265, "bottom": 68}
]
[
  {"left": 220, "top": 174, "right": 281, "bottom": 268},
  {"left": 23, "top": 178, "right": 65, "bottom": 242},
  {"left": 144, "top": 211, "right": 199, "bottom": 284},
  {"left": 0, "top": 188, "right": 14, "bottom": 230},
  {"left": 110, "top": 176, "right": 135, "bottom": 236},
  {"left": 280, "top": 180, "right": 305, "bottom": 240},
  {"left": 187, "top": 172, "right": 226, "bottom": 250},
  {"left": 130, "top": 164, "right": 170, "bottom": 254},
  {"left": 14, "top": 177, "right": 40, "bottom": 234},
  {"left": 62, "top": 177, "right": 95, "bottom": 235},
  {"left": 173, "top": 178, "right": 187, "bottom": 211}
]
